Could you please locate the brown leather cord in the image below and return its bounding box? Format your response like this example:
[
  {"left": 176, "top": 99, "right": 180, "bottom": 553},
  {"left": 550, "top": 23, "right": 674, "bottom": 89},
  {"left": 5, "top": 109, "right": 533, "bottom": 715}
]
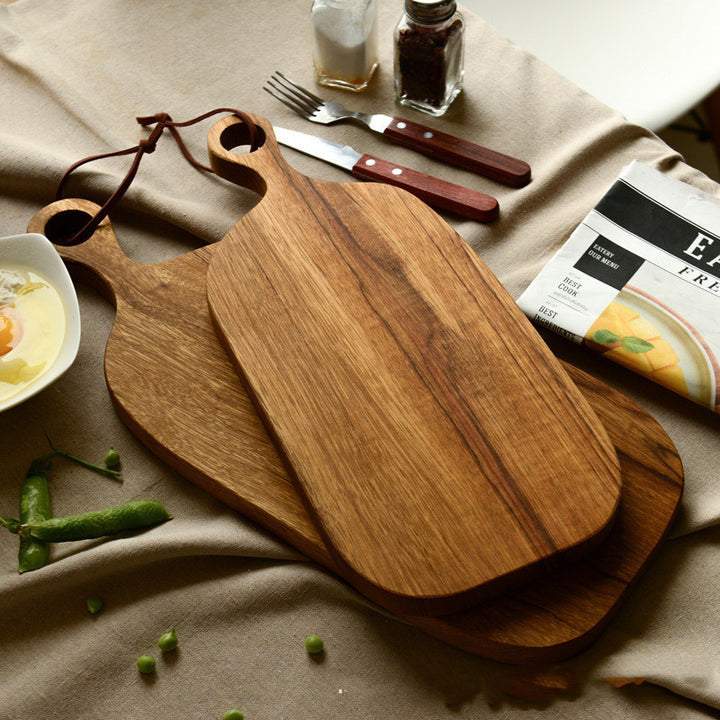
[{"left": 55, "top": 108, "right": 260, "bottom": 245}]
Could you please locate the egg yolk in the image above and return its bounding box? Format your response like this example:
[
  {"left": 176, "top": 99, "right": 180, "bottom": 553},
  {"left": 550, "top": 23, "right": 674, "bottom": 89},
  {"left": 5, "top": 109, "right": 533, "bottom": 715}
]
[{"left": 0, "top": 311, "right": 16, "bottom": 356}]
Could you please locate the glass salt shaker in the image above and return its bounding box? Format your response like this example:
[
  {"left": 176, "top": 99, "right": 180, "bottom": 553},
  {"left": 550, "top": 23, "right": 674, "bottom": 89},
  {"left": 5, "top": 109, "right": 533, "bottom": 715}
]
[
  {"left": 394, "top": 0, "right": 465, "bottom": 116},
  {"left": 311, "top": 0, "right": 379, "bottom": 92}
]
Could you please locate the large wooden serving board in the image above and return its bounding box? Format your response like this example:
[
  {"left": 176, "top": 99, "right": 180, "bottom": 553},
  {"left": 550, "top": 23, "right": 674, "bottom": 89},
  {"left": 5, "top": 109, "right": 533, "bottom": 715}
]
[
  {"left": 28, "top": 196, "right": 682, "bottom": 663},
  {"left": 205, "top": 115, "right": 622, "bottom": 615}
]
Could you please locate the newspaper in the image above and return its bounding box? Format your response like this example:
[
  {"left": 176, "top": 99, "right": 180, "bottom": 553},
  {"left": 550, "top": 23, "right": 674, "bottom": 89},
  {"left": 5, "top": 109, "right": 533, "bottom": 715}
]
[{"left": 518, "top": 161, "right": 720, "bottom": 412}]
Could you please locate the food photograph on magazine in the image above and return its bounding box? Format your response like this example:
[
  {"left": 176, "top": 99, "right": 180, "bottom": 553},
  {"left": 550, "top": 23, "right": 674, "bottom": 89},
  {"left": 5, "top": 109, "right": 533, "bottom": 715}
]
[{"left": 519, "top": 160, "right": 720, "bottom": 412}]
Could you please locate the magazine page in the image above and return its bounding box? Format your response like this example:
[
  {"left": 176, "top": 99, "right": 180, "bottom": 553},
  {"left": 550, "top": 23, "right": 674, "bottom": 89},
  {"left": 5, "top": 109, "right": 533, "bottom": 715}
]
[{"left": 518, "top": 161, "right": 720, "bottom": 412}]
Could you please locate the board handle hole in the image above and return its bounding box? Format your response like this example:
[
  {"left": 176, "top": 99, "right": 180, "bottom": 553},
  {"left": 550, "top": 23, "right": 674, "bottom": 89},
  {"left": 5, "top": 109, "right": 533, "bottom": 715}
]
[
  {"left": 45, "top": 209, "right": 94, "bottom": 246},
  {"left": 219, "top": 123, "right": 267, "bottom": 155}
]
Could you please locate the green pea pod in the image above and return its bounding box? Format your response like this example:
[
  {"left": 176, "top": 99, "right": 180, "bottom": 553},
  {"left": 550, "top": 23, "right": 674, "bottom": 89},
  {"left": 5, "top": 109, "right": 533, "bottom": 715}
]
[
  {"left": 18, "top": 473, "right": 52, "bottom": 574},
  {"left": 21, "top": 499, "right": 172, "bottom": 542}
]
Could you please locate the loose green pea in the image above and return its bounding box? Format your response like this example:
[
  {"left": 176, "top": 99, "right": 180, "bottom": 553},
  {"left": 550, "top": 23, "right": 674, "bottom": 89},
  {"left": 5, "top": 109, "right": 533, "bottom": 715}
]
[
  {"left": 86, "top": 595, "right": 103, "bottom": 615},
  {"left": 158, "top": 628, "right": 178, "bottom": 652},
  {"left": 104, "top": 447, "right": 120, "bottom": 469},
  {"left": 136, "top": 655, "right": 156, "bottom": 674},
  {"left": 304, "top": 634, "right": 324, "bottom": 654},
  {"left": 222, "top": 711, "right": 244, "bottom": 720}
]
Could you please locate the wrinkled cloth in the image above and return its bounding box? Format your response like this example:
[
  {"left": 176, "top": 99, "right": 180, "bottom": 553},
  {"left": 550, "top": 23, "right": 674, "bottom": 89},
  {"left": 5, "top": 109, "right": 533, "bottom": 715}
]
[{"left": 2, "top": 0, "right": 720, "bottom": 717}]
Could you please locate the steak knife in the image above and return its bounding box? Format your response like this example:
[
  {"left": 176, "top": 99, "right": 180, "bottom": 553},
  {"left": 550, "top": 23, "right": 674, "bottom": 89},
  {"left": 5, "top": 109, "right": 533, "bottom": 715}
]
[{"left": 273, "top": 126, "right": 499, "bottom": 223}]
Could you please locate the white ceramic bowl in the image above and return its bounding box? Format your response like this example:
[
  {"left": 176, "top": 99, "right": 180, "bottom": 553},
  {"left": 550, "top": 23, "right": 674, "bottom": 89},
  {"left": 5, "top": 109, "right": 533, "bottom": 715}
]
[{"left": 0, "top": 233, "right": 81, "bottom": 412}]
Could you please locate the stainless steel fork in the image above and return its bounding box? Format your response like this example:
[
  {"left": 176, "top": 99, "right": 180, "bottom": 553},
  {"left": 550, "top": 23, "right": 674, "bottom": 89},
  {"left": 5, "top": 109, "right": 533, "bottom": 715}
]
[
  {"left": 263, "top": 71, "right": 531, "bottom": 187},
  {"left": 265, "top": 71, "right": 394, "bottom": 133}
]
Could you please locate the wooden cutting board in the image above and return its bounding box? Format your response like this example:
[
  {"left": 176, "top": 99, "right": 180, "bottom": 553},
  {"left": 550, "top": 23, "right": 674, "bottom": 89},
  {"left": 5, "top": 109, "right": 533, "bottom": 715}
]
[
  {"left": 28, "top": 196, "right": 681, "bottom": 662},
  {"left": 205, "top": 115, "right": 622, "bottom": 615}
]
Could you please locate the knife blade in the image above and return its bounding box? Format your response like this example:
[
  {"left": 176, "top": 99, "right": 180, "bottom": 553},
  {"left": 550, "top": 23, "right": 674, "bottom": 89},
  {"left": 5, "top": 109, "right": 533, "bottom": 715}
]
[{"left": 273, "top": 126, "right": 499, "bottom": 223}]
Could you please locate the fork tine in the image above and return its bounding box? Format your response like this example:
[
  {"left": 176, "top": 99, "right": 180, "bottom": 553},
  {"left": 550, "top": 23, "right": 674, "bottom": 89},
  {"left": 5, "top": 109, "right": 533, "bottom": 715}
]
[
  {"left": 264, "top": 78, "right": 318, "bottom": 117},
  {"left": 263, "top": 84, "right": 313, "bottom": 118},
  {"left": 272, "top": 71, "right": 325, "bottom": 107}
]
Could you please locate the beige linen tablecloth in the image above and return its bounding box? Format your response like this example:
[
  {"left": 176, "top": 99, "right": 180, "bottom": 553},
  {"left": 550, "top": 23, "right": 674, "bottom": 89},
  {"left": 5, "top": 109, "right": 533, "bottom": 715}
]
[{"left": 3, "top": 0, "right": 720, "bottom": 717}]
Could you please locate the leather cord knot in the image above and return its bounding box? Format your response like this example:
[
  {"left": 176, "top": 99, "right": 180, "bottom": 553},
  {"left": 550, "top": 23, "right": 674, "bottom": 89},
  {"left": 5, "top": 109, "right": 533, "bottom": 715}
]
[
  {"left": 55, "top": 108, "right": 259, "bottom": 245},
  {"left": 136, "top": 112, "right": 174, "bottom": 155}
]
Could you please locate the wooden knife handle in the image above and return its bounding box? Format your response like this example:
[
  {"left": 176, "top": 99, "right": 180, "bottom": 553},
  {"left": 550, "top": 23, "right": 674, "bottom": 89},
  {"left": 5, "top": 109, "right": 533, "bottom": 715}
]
[
  {"left": 383, "top": 118, "right": 531, "bottom": 188},
  {"left": 352, "top": 154, "right": 499, "bottom": 223}
]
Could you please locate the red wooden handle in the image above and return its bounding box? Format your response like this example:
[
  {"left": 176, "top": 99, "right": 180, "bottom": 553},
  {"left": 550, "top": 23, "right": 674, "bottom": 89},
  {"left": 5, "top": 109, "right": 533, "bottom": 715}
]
[
  {"left": 352, "top": 154, "right": 499, "bottom": 223},
  {"left": 383, "top": 117, "right": 531, "bottom": 188}
]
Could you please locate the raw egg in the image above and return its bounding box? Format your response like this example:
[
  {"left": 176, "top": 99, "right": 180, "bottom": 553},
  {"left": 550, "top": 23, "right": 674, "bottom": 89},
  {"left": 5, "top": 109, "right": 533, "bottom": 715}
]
[
  {"left": 0, "top": 308, "right": 18, "bottom": 355},
  {"left": 0, "top": 267, "right": 67, "bottom": 403}
]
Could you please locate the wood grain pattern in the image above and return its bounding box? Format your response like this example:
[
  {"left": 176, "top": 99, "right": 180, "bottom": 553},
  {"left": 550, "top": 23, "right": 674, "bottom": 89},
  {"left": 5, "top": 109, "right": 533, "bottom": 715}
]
[
  {"left": 28, "top": 197, "right": 682, "bottom": 663},
  {"left": 206, "top": 115, "right": 622, "bottom": 615}
]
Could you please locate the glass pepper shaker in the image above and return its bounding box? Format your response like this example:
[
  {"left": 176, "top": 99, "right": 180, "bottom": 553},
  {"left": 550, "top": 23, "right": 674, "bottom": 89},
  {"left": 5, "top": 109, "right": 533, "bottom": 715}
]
[
  {"left": 311, "top": 0, "right": 379, "bottom": 92},
  {"left": 393, "top": 0, "right": 465, "bottom": 116}
]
